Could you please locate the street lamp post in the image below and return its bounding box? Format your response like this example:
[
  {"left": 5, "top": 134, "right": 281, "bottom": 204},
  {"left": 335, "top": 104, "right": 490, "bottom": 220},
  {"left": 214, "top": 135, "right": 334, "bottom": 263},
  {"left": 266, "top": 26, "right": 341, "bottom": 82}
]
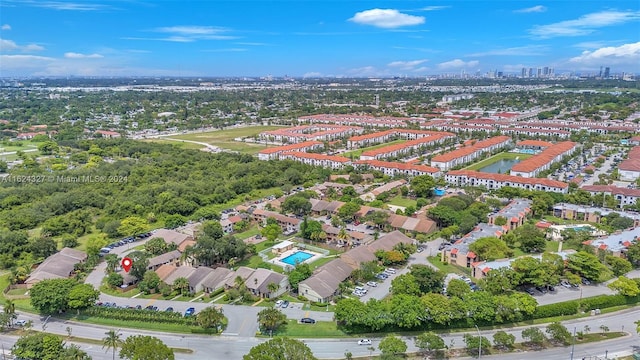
[
  {"left": 475, "top": 325, "right": 481, "bottom": 358},
  {"left": 570, "top": 327, "right": 576, "bottom": 360}
]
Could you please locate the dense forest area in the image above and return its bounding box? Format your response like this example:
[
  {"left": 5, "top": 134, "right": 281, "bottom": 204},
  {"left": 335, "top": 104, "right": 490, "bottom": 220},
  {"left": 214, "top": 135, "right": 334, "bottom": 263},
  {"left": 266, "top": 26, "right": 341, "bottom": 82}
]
[{"left": 0, "top": 140, "right": 328, "bottom": 268}]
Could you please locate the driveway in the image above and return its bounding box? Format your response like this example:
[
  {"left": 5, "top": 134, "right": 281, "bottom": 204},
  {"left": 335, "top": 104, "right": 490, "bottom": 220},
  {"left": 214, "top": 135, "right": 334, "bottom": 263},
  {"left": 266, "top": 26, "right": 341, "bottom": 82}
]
[{"left": 359, "top": 238, "right": 443, "bottom": 302}]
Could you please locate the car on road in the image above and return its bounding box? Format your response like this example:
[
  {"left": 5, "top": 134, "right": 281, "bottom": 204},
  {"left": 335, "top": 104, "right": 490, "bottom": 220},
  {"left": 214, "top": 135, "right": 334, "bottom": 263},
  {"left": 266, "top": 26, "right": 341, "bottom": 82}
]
[
  {"left": 384, "top": 268, "right": 396, "bottom": 274},
  {"left": 300, "top": 318, "right": 316, "bottom": 324},
  {"left": 416, "top": 247, "right": 424, "bottom": 253},
  {"left": 15, "top": 320, "right": 27, "bottom": 326},
  {"left": 560, "top": 281, "right": 572, "bottom": 289},
  {"left": 184, "top": 307, "right": 195, "bottom": 317},
  {"left": 535, "top": 286, "right": 547, "bottom": 294},
  {"left": 165, "top": 307, "right": 174, "bottom": 312},
  {"left": 352, "top": 290, "right": 365, "bottom": 297},
  {"left": 366, "top": 281, "right": 377, "bottom": 287},
  {"left": 358, "top": 339, "right": 372, "bottom": 345},
  {"left": 581, "top": 278, "right": 591, "bottom": 285},
  {"left": 275, "top": 300, "right": 283, "bottom": 308},
  {"left": 376, "top": 273, "right": 388, "bottom": 280},
  {"left": 281, "top": 300, "right": 289, "bottom": 308}
]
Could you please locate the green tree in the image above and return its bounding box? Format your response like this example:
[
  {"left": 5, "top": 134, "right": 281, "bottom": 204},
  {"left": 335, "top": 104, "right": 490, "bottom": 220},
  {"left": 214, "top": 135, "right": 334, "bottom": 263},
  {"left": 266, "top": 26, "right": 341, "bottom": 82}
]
[
  {"left": 415, "top": 332, "right": 446, "bottom": 355},
  {"left": 144, "top": 237, "right": 168, "bottom": 256},
  {"left": 104, "top": 254, "right": 120, "bottom": 273},
  {"left": 567, "top": 251, "right": 610, "bottom": 282},
  {"left": 261, "top": 223, "right": 282, "bottom": 242},
  {"left": 446, "top": 278, "right": 472, "bottom": 298},
  {"left": 492, "top": 330, "right": 515, "bottom": 349},
  {"left": 243, "top": 337, "right": 317, "bottom": 360},
  {"left": 288, "top": 262, "right": 312, "bottom": 290},
  {"left": 608, "top": 276, "right": 640, "bottom": 296},
  {"left": 67, "top": 283, "right": 100, "bottom": 313},
  {"left": 127, "top": 250, "right": 149, "bottom": 280},
  {"left": 12, "top": 332, "right": 67, "bottom": 360},
  {"left": 546, "top": 322, "right": 571, "bottom": 345},
  {"left": 37, "top": 141, "right": 59, "bottom": 155},
  {"left": 30, "top": 278, "right": 76, "bottom": 314},
  {"left": 138, "top": 270, "right": 161, "bottom": 294},
  {"left": 410, "top": 264, "right": 445, "bottom": 294},
  {"left": 390, "top": 274, "right": 421, "bottom": 296},
  {"left": 119, "top": 335, "right": 174, "bottom": 360},
  {"left": 281, "top": 196, "right": 312, "bottom": 217},
  {"left": 605, "top": 255, "right": 632, "bottom": 276},
  {"left": 117, "top": 216, "right": 149, "bottom": 237},
  {"left": 172, "top": 277, "right": 190, "bottom": 296},
  {"left": 512, "top": 223, "right": 547, "bottom": 253},
  {"left": 411, "top": 175, "right": 436, "bottom": 198},
  {"left": 480, "top": 267, "right": 521, "bottom": 294},
  {"left": 196, "top": 306, "right": 225, "bottom": 332},
  {"left": 378, "top": 335, "right": 407, "bottom": 357},
  {"left": 337, "top": 202, "right": 361, "bottom": 222},
  {"left": 103, "top": 329, "right": 122, "bottom": 360},
  {"left": 522, "top": 327, "right": 546, "bottom": 346},
  {"left": 469, "top": 237, "right": 512, "bottom": 261},
  {"left": 64, "top": 343, "right": 91, "bottom": 360},
  {"left": 257, "top": 308, "right": 287, "bottom": 336},
  {"left": 463, "top": 334, "right": 491, "bottom": 357}
]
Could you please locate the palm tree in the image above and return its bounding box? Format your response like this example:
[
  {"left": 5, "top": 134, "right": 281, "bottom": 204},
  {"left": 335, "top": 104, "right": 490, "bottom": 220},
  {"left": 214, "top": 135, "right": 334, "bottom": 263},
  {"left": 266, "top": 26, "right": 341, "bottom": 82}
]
[
  {"left": 266, "top": 282, "right": 279, "bottom": 298},
  {"left": 102, "top": 329, "right": 122, "bottom": 360},
  {"left": 337, "top": 227, "right": 350, "bottom": 246},
  {"left": 196, "top": 306, "right": 225, "bottom": 332},
  {"left": 104, "top": 254, "right": 120, "bottom": 273},
  {"left": 65, "top": 344, "right": 90, "bottom": 360},
  {"left": 257, "top": 308, "right": 286, "bottom": 336},
  {"left": 4, "top": 299, "right": 15, "bottom": 327},
  {"left": 173, "top": 277, "right": 190, "bottom": 296}
]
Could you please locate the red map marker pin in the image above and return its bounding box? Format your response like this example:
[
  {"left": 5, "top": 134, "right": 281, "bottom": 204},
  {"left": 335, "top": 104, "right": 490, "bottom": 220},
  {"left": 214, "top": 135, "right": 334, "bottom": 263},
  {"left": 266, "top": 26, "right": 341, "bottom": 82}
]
[{"left": 121, "top": 257, "right": 133, "bottom": 273}]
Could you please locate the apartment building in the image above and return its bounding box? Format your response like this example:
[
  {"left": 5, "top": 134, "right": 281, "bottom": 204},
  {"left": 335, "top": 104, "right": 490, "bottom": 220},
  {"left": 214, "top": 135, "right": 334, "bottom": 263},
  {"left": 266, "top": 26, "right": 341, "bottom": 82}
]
[
  {"left": 581, "top": 185, "right": 640, "bottom": 207},
  {"left": 355, "top": 159, "right": 441, "bottom": 178},
  {"left": 279, "top": 151, "right": 351, "bottom": 170},
  {"left": 510, "top": 141, "right": 579, "bottom": 178},
  {"left": 257, "top": 141, "right": 323, "bottom": 160},
  {"left": 619, "top": 146, "right": 640, "bottom": 182},
  {"left": 359, "top": 133, "right": 453, "bottom": 160},
  {"left": 430, "top": 136, "right": 512, "bottom": 171},
  {"left": 251, "top": 209, "right": 301, "bottom": 234},
  {"left": 552, "top": 203, "right": 640, "bottom": 227},
  {"left": 445, "top": 170, "right": 569, "bottom": 193}
]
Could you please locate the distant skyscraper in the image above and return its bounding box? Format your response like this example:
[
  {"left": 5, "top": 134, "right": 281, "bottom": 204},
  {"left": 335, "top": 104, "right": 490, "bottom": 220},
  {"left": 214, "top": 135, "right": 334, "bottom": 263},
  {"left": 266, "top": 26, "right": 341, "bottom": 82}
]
[
  {"left": 521, "top": 68, "right": 527, "bottom": 78},
  {"left": 604, "top": 67, "right": 610, "bottom": 78},
  {"left": 528, "top": 68, "right": 534, "bottom": 78},
  {"left": 543, "top": 67, "right": 549, "bottom": 76},
  {"left": 537, "top": 68, "right": 542, "bottom": 77},
  {"left": 599, "top": 66, "right": 603, "bottom": 78}
]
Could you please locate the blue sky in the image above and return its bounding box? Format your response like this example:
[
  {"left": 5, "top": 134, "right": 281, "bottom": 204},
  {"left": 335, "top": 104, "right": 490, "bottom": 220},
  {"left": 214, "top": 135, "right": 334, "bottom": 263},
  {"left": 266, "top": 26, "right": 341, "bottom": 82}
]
[{"left": 1, "top": 1, "right": 639, "bottom": 77}]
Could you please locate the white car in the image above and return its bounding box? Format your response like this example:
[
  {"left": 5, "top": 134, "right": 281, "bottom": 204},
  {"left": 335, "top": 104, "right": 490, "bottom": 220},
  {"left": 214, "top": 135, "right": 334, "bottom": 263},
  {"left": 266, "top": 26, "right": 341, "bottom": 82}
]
[
  {"left": 366, "top": 281, "right": 377, "bottom": 287},
  {"left": 15, "top": 320, "right": 27, "bottom": 326},
  {"left": 274, "top": 300, "right": 283, "bottom": 308},
  {"left": 384, "top": 268, "right": 396, "bottom": 274},
  {"left": 358, "top": 339, "right": 373, "bottom": 345}
]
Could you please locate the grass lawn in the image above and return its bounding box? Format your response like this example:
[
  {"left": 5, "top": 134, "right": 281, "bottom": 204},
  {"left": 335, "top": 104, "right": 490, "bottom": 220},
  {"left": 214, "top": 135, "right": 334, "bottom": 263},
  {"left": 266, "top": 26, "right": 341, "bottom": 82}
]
[
  {"left": 164, "top": 126, "right": 284, "bottom": 154},
  {"left": 309, "top": 256, "right": 336, "bottom": 271},
  {"left": 0, "top": 141, "right": 38, "bottom": 152},
  {"left": 6, "top": 288, "right": 28, "bottom": 296},
  {"left": 269, "top": 319, "right": 347, "bottom": 338},
  {"left": 100, "top": 285, "right": 141, "bottom": 298},
  {"left": 342, "top": 139, "right": 407, "bottom": 159},
  {"left": 464, "top": 152, "right": 532, "bottom": 171},
  {"left": 427, "top": 256, "right": 471, "bottom": 276},
  {"left": 387, "top": 195, "right": 417, "bottom": 208},
  {"left": 142, "top": 139, "right": 205, "bottom": 150},
  {"left": 236, "top": 226, "right": 261, "bottom": 240}
]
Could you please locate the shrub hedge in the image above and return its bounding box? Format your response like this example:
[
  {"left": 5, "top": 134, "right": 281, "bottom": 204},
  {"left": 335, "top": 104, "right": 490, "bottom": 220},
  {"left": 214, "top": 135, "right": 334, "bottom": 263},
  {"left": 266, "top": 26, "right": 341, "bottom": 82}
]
[{"left": 83, "top": 306, "right": 197, "bottom": 326}]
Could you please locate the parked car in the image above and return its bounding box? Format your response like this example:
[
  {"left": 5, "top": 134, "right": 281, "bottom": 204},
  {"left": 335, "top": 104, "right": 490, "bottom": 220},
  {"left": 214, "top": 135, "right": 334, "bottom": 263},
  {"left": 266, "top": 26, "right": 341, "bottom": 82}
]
[
  {"left": 525, "top": 288, "right": 536, "bottom": 296},
  {"left": 358, "top": 339, "right": 372, "bottom": 345},
  {"left": 281, "top": 300, "right": 289, "bottom": 309},
  {"left": 165, "top": 307, "right": 174, "bottom": 312},
  {"left": 547, "top": 285, "right": 556, "bottom": 292},
  {"left": 275, "top": 300, "right": 283, "bottom": 308},
  {"left": 581, "top": 278, "right": 591, "bottom": 285},
  {"left": 560, "top": 281, "right": 572, "bottom": 289},
  {"left": 184, "top": 307, "right": 196, "bottom": 317},
  {"left": 535, "top": 286, "right": 547, "bottom": 294},
  {"left": 300, "top": 318, "right": 316, "bottom": 324},
  {"left": 15, "top": 320, "right": 27, "bottom": 326},
  {"left": 384, "top": 268, "right": 396, "bottom": 274},
  {"left": 416, "top": 247, "right": 424, "bottom": 253},
  {"left": 366, "top": 281, "right": 378, "bottom": 287},
  {"left": 376, "top": 274, "right": 387, "bottom": 280}
]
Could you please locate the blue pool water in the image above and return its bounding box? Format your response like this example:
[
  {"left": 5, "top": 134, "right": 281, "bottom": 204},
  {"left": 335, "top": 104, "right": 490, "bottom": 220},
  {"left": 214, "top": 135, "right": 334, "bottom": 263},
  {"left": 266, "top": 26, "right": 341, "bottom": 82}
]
[{"left": 280, "top": 251, "right": 313, "bottom": 266}]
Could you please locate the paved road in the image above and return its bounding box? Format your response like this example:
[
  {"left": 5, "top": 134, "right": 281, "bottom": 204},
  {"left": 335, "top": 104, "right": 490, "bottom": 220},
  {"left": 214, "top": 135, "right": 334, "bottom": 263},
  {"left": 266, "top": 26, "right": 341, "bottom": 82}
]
[{"left": 10, "top": 306, "right": 640, "bottom": 359}]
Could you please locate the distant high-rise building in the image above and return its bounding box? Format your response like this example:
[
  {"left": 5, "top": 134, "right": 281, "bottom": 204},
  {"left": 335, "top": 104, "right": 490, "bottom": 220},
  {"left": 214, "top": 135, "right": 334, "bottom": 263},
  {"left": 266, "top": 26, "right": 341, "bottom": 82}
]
[
  {"left": 521, "top": 67, "right": 527, "bottom": 78},
  {"left": 528, "top": 68, "right": 534, "bottom": 78},
  {"left": 537, "top": 68, "right": 542, "bottom": 77},
  {"left": 604, "top": 67, "right": 610, "bottom": 78},
  {"left": 599, "top": 66, "right": 603, "bottom": 78},
  {"left": 543, "top": 67, "right": 549, "bottom": 76}
]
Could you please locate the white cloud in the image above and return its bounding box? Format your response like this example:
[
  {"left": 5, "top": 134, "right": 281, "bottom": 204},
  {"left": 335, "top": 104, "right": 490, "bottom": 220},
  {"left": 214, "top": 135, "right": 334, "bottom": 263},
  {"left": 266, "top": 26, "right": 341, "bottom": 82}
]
[
  {"left": 529, "top": 10, "right": 640, "bottom": 38},
  {"left": 469, "top": 45, "right": 548, "bottom": 57},
  {"left": 387, "top": 59, "right": 428, "bottom": 70},
  {"left": 155, "top": 25, "right": 226, "bottom": 35},
  {"left": 515, "top": 5, "right": 546, "bottom": 13},
  {"left": 201, "top": 48, "right": 247, "bottom": 52},
  {"left": 0, "top": 55, "right": 55, "bottom": 69},
  {"left": 421, "top": 6, "right": 449, "bottom": 11},
  {"left": 0, "top": 38, "right": 44, "bottom": 52},
  {"left": 437, "top": 59, "right": 479, "bottom": 70},
  {"left": 349, "top": 9, "right": 425, "bottom": 28},
  {"left": 345, "top": 66, "right": 382, "bottom": 76},
  {"left": 570, "top": 42, "right": 640, "bottom": 66},
  {"left": 64, "top": 52, "right": 104, "bottom": 59},
  {"left": 1, "top": 24, "right": 10, "bottom": 30},
  {"left": 573, "top": 41, "right": 609, "bottom": 49},
  {"left": 22, "top": 1, "right": 111, "bottom": 11},
  {"left": 303, "top": 72, "right": 322, "bottom": 78}
]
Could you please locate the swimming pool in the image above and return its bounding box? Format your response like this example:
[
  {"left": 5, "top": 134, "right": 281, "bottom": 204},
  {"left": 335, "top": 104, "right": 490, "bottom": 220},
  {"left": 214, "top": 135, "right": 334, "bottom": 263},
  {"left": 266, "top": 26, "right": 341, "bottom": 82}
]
[{"left": 280, "top": 251, "right": 313, "bottom": 266}]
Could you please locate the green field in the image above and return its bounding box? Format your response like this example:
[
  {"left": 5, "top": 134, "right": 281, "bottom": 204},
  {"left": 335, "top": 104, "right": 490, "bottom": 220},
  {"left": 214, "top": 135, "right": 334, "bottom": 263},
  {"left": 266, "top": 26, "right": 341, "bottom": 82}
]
[
  {"left": 464, "top": 152, "right": 533, "bottom": 171},
  {"left": 343, "top": 139, "right": 407, "bottom": 159},
  {"left": 160, "top": 126, "right": 285, "bottom": 154},
  {"left": 0, "top": 140, "right": 38, "bottom": 153},
  {"left": 387, "top": 195, "right": 417, "bottom": 208}
]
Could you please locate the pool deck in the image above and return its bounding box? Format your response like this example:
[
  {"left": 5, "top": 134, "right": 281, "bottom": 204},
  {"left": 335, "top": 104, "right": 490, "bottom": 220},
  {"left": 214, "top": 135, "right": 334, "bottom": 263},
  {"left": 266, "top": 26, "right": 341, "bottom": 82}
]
[{"left": 269, "top": 247, "right": 324, "bottom": 268}]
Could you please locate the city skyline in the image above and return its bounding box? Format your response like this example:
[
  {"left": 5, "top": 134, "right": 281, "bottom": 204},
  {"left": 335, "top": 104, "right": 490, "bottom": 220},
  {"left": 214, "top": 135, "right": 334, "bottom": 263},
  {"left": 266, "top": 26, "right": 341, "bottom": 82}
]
[{"left": 0, "top": 0, "right": 639, "bottom": 77}]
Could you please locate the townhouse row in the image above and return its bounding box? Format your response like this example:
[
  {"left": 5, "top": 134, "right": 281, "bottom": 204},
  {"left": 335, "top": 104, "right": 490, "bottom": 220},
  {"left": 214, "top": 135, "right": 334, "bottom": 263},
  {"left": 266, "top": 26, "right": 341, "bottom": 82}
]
[
  {"left": 430, "top": 135, "right": 512, "bottom": 171},
  {"left": 258, "top": 125, "right": 363, "bottom": 144},
  {"left": 510, "top": 141, "right": 579, "bottom": 178}
]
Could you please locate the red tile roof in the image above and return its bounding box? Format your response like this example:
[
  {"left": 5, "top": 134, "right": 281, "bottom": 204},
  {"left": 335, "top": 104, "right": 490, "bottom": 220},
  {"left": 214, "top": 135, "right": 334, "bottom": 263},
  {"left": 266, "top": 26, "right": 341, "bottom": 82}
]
[
  {"left": 431, "top": 136, "right": 511, "bottom": 163},
  {"left": 511, "top": 141, "right": 577, "bottom": 174},
  {"left": 356, "top": 159, "right": 440, "bottom": 174},
  {"left": 447, "top": 169, "right": 569, "bottom": 189},
  {"left": 281, "top": 151, "right": 350, "bottom": 163},
  {"left": 258, "top": 141, "right": 322, "bottom": 155}
]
